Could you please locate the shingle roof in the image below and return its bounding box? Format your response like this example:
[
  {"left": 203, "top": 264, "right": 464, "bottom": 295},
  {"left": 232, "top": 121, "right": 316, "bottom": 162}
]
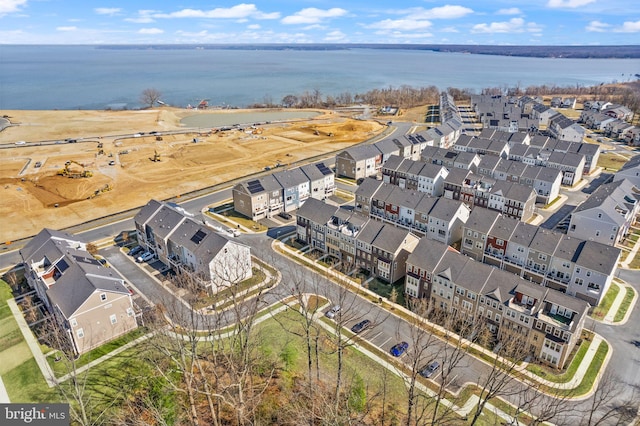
[{"left": 296, "top": 198, "right": 338, "bottom": 224}]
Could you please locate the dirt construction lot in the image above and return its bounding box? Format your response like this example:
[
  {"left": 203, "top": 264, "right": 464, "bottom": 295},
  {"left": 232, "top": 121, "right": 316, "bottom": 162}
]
[{"left": 0, "top": 108, "right": 386, "bottom": 242}]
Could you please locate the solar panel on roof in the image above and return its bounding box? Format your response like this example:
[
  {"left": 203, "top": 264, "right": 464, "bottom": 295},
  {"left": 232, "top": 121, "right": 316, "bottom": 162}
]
[
  {"left": 416, "top": 135, "right": 426, "bottom": 142},
  {"left": 56, "top": 258, "right": 69, "bottom": 273},
  {"left": 316, "top": 163, "right": 332, "bottom": 176},
  {"left": 191, "top": 229, "right": 207, "bottom": 244},
  {"left": 246, "top": 179, "right": 265, "bottom": 194}
]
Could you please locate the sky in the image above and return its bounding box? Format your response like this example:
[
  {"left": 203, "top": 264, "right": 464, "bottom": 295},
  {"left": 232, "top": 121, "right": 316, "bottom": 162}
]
[{"left": 1, "top": 0, "right": 639, "bottom": 45}]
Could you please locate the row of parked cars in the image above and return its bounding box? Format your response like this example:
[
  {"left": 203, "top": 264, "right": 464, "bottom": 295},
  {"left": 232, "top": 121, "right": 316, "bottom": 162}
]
[
  {"left": 129, "top": 246, "right": 154, "bottom": 263},
  {"left": 324, "top": 304, "right": 439, "bottom": 379}
]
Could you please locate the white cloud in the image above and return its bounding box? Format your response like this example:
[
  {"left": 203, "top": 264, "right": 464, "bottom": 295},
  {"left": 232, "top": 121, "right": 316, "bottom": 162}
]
[
  {"left": 471, "top": 18, "right": 542, "bottom": 34},
  {"left": 56, "top": 26, "right": 77, "bottom": 32},
  {"left": 586, "top": 20, "right": 610, "bottom": 32},
  {"left": 247, "top": 24, "right": 260, "bottom": 29},
  {"left": 423, "top": 5, "right": 473, "bottom": 19},
  {"left": 126, "top": 10, "right": 156, "bottom": 23},
  {"left": 497, "top": 8, "right": 522, "bottom": 15},
  {"left": 0, "top": 0, "right": 27, "bottom": 15},
  {"left": 94, "top": 8, "right": 121, "bottom": 16},
  {"left": 138, "top": 28, "right": 163, "bottom": 34},
  {"left": 324, "top": 30, "right": 346, "bottom": 42},
  {"left": 547, "top": 0, "right": 596, "bottom": 8},
  {"left": 281, "top": 7, "right": 347, "bottom": 25},
  {"left": 153, "top": 4, "right": 279, "bottom": 20},
  {"left": 366, "top": 18, "right": 432, "bottom": 31},
  {"left": 615, "top": 20, "right": 640, "bottom": 32}
]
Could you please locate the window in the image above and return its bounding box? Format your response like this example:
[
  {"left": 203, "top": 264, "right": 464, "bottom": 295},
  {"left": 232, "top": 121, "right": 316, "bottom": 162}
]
[
  {"left": 70, "top": 318, "right": 78, "bottom": 327},
  {"left": 77, "top": 328, "right": 84, "bottom": 338},
  {"left": 100, "top": 293, "right": 107, "bottom": 302},
  {"left": 127, "top": 308, "right": 134, "bottom": 317},
  {"left": 110, "top": 314, "right": 117, "bottom": 324}
]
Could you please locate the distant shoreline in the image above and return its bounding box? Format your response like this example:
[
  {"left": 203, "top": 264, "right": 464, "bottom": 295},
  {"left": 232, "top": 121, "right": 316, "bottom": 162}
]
[{"left": 91, "top": 43, "right": 640, "bottom": 59}]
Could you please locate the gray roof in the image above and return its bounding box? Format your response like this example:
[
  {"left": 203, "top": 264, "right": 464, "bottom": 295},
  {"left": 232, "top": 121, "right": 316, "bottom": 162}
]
[
  {"left": 273, "top": 167, "right": 309, "bottom": 189},
  {"left": 47, "top": 254, "right": 128, "bottom": 318},
  {"left": 489, "top": 216, "right": 519, "bottom": 241},
  {"left": 429, "top": 198, "right": 467, "bottom": 221},
  {"left": 574, "top": 179, "right": 640, "bottom": 217},
  {"left": 456, "top": 259, "right": 493, "bottom": 294},
  {"left": 381, "top": 155, "right": 405, "bottom": 172},
  {"left": 296, "top": 198, "right": 338, "bottom": 224},
  {"left": 21, "top": 228, "right": 84, "bottom": 264},
  {"left": 171, "top": 217, "right": 239, "bottom": 263},
  {"left": 357, "top": 220, "right": 385, "bottom": 245},
  {"left": 406, "top": 238, "right": 450, "bottom": 271},
  {"left": 300, "top": 162, "right": 332, "bottom": 181},
  {"left": 618, "top": 155, "right": 640, "bottom": 172},
  {"left": 510, "top": 222, "right": 538, "bottom": 248},
  {"left": 385, "top": 187, "right": 424, "bottom": 211},
  {"left": 444, "top": 167, "right": 472, "bottom": 185},
  {"left": 372, "top": 225, "right": 415, "bottom": 254},
  {"left": 374, "top": 138, "right": 402, "bottom": 155},
  {"left": 339, "top": 144, "right": 382, "bottom": 161},
  {"left": 529, "top": 228, "right": 563, "bottom": 255},
  {"left": 147, "top": 205, "right": 188, "bottom": 241},
  {"left": 465, "top": 208, "right": 501, "bottom": 234},
  {"left": 418, "top": 163, "right": 447, "bottom": 179},
  {"left": 134, "top": 199, "right": 164, "bottom": 227},
  {"left": 354, "top": 177, "right": 384, "bottom": 200},
  {"left": 553, "top": 235, "right": 584, "bottom": 263},
  {"left": 574, "top": 240, "right": 621, "bottom": 275}
]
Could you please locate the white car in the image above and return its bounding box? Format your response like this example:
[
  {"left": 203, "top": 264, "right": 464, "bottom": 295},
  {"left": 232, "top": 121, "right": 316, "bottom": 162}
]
[
  {"left": 325, "top": 305, "right": 341, "bottom": 319},
  {"left": 136, "top": 251, "right": 154, "bottom": 263}
]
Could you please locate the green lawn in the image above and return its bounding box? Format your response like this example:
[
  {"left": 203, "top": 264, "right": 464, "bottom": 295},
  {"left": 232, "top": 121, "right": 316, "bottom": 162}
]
[
  {"left": 614, "top": 287, "right": 636, "bottom": 322},
  {"left": 597, "top": 152, "right": 631, "bottom": 172},
  {"left": 4, "top": 358, "right": 58, "bottom": 403},
  {"left": 590, "top": 283, "right": 620, "bottom": 319},
  {"left": 46, "top": 327, "right": 147, "bottom": 377}
]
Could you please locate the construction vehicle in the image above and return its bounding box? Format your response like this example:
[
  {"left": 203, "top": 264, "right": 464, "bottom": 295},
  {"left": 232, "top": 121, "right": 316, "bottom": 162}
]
[
  {"left": 97, "top": 142, "right": 103, "bottom": 148},
  {"left": 88, "top": 184, "right": 112, "bottom": 199},
  {"left": 58, "top": 160, "right": 93, "bottom": 178},
  {"left": 150, "top": 150, "right": 161, "bottom": 162}
]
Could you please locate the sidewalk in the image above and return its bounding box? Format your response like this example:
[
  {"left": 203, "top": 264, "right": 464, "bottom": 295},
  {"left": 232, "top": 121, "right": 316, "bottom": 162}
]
[
  {"left": 601, "top": 280, "right": 637, "bottom": 325},
  {"left": 275, "top": 236, "right": 609, "bottom": 396}
]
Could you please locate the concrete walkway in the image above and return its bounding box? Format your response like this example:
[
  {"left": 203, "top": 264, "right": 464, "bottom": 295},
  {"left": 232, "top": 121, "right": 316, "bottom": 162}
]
[
  {"left": 7, "top": 299, "right": 56, "bottom": 387},
  {"left": 602, "top": 280, "right": 637, "bottom": 325}
]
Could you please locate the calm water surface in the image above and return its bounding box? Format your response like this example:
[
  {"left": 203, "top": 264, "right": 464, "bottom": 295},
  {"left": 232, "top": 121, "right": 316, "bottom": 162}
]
[{"left": 1, "top": 45, "right": 638, "bottom": 110}]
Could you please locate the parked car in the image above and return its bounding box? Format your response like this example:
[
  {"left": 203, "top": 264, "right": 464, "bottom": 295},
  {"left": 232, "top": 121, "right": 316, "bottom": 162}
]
[
  {"left": 278, "top": 212, "right": 292, "bottom": 220},
  {"left": 419, "top": 361, "right": 440, "bottom": 378},
  {"left": 390, "top": 341, "right": 409, "bottom": 357},
  {"left": 325, "top": 305, "right": 341, "bottom": 319},
  {"left": 350, "top": 319, "right": 371, "bottom": 334},
  {"left": 137, "top": 251, "right": 154, "bottom": 263},
  {"left": 129, "top": 246, "right": 143, "bottom": 257}
]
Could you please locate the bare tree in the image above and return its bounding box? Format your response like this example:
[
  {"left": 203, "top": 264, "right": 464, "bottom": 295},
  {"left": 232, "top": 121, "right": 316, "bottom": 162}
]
[{"left": 140, "top": 88, "right": 162, "bottom": 109}]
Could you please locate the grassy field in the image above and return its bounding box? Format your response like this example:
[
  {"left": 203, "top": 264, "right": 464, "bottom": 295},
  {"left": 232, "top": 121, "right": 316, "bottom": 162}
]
[{"left": 597, "top": 152, "right": 631, "bottom": 171}]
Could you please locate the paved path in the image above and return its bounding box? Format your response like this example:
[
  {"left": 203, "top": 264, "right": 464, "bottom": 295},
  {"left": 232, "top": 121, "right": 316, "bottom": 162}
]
[
  {"left": 602, "top": 280, "right": 637, "bottom": 324},
  {"left": 7, "top": 299, "right": 56, "bottom": 387},
  {"left": 619, "top": 228, "right": 640, "bottom": 269}
]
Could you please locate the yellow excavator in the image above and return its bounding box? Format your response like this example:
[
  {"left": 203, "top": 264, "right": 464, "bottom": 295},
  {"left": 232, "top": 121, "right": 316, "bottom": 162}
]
[
  {"left": 58, "top": 160, "right": 93, "bottom": 178},
  {"left": 150, "top": 150, "right": 161, "bottom": 162}
]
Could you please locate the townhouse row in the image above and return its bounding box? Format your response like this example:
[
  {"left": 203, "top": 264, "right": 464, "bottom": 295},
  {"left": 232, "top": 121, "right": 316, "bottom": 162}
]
[
  {"left": 461, "top": 208, "right": 620, "bottom": 306},
  {"left": 406, "top": 238, "right": 589, "bottom": 369},
  {"left": 382, "top": 152, "right": 561, "bottom": 205},
  {"left": 579, "top": 109, "right": 639, "bottom": 146},
  {"left": 232, "top": 161, "right": 336, "bottom": 221},
  {"left": 20, "top": 229, "right": 138, "bottom": 355},
  {"left": 135, "top": 200, "right": 253, "bottom": 293}
]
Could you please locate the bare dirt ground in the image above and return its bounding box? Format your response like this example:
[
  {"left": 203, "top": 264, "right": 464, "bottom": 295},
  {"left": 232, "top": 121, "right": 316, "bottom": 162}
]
[{"left": 0, "top": 108, "right": 385, "bottom": 242}]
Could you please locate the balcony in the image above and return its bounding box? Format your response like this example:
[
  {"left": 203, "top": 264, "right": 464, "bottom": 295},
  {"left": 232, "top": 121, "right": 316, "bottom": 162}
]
[
  {"left": 539, "top": 311, "right": 574, "bottom": 331},
  {"left": 509, "top": 299, "right": 535, "bottom": 315}
]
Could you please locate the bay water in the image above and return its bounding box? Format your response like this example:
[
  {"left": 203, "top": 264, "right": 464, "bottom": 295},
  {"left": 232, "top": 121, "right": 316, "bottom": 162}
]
[{"left": 1, "top": 45, "right": 638, "bottom": 110}]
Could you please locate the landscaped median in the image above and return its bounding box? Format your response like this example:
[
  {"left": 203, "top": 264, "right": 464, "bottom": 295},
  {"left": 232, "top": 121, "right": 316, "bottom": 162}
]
[{"left": 273, "top": 236, "right": 612, "bottom": 398}]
